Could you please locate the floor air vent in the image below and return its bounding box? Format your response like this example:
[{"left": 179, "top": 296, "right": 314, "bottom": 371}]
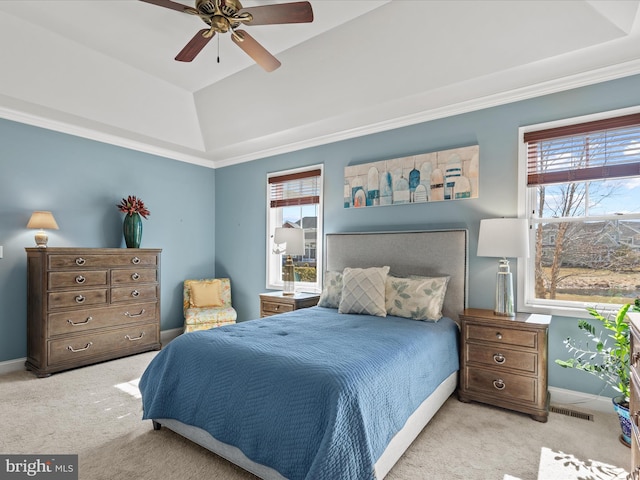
[{"left": 549, "top": 405, "right": 594, "bottom": 421}]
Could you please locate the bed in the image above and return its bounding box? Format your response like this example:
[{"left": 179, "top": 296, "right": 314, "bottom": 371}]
[{"left": 139, "top": 229, "right": 468, "bottom": 480}]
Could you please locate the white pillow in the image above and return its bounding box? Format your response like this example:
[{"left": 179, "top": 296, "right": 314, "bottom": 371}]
[
  {"left": 318, "top": 271, "right": 343, "bottom": 308},
  {"left": 338, "top": 266, "right": 390, "bottom": 317},
  {"left": 385, "top": 275, "right": 450, "bottom": 321}
]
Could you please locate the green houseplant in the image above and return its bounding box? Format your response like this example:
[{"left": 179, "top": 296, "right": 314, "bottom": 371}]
[{"left": 556, "top": 299, "right": 640, "bottom": 447}]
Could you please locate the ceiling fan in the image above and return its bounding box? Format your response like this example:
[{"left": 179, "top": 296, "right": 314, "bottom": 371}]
[{"left": 139, "top": 0, "right": 314, "bottom": 72}]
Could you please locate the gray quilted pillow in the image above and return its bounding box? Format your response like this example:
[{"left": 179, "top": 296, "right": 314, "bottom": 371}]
[{"left": 338, "top": 266, "right": 390, "bottom": 317}]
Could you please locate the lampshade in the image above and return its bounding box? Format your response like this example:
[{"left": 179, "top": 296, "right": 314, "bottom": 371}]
[
  {"left": 27, "top": 211, "right": 59, "bottom": 230},
  {"left": 477, "top": 218, "right": 529, "bottom": 259},
  {"left": 273, "top": 227, "right": 304, "bottom": 256},
  {"left": 27, "top": 211, "right": 59, "bottom": 248}
]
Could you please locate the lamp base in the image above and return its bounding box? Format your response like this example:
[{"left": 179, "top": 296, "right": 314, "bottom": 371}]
[
  {"left": 282, "top": 255, "right": 296, "bottom": 296},
  {"left": 34, "top": 230, "right": 49, "bottom": 248},
  {"left": 494, "top": 258, "right": 515, "bottom": 317}
]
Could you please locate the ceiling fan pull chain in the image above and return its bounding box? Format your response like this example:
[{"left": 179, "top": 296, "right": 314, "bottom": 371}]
[{"left": 217, "top": 35, "right": 220, "bottom": 63}]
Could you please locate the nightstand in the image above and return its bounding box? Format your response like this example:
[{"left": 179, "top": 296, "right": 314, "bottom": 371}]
[
  {"left": 259, "top": 291, "right": 320, "bottom": 318},
  {"left": 458, "top": 308, "right": 551, "bottom": 422}
]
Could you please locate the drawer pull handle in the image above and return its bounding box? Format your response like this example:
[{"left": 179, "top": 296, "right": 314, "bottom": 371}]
[
  {"left": 131, "top": 256, "right": 141, "bottom": 265},
  {"left": 75, "top": 295, "right": 86, "bottom": 304},
  {"left": 75, "top": 275, "right": 86, "bottom": 284},
  {"left": 496, "top": 332, "right": 503, "bottom": 340},
  {"left": 492, "top": 379, "right": 506, "bottom": 390},
  {"left": 67, "top": 342, "right": 93, "bottom": 353},
  {"left": 633, "top": 352, "right": 640, "bottom": 367},
  {"left": 75, "top": 257, "right": 86, "bottom": 266},
  {"left": 125, "top": 332, "right": 145, "bottom": 341},
  {"left": 634, "top": 411, "right": 640, "bottom": 427},
  {"left": 131, "top": 290, "right": 140, "bottom": 298},
  {"left": 67, "top": 316, "right": 92, "bottom": 326},
  {"left": 131, "top": 272, "right": 140, "bottom": 281},
  {"left": 124, "top": 309, "right": 145, "bottom": 318},
  {"left": 493, "top": 353, "right": 506, "bottom": 365}
]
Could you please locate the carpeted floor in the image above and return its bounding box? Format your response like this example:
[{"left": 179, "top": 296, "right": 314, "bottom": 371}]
[{"left": 0, "top": 351, "right": 630, "bottom": 480}]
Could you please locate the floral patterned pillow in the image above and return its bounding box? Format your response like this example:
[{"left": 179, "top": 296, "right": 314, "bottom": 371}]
[
  {"left": 385, "top": 275, "right": 450, "bottom": 321},
  {"left": 317, "top": 271, "right": 343, "bottom": 308}
]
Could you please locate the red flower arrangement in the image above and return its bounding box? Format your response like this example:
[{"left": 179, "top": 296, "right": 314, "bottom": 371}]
[{"left": 117, "top": 195, "right": 150, "bottom": 219}]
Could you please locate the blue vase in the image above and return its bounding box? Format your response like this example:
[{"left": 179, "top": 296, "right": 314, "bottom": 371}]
[
  {"left": 123, "top": 213, "right": 142, "bottom": 248},
  {"left": 612, "top": 395, "right": 631, "bottom": 447}
]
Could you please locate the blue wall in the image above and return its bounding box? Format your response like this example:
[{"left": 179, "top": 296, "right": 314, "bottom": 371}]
[
  {"left": 0, "top": 119, "right": 216, "bottom": 363},
  {"left": 215, "top": 74, "right": 640, "bottom": 397}
]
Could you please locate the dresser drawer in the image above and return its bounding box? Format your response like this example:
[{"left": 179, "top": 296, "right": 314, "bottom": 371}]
[
  {"left": 48, "top": 322, "right": 159, "bottom": 365},
  {"left": 111, "top": 285, "right": 158, "bottom": 303},
  {"left": 48, "top": 289, "right": 108, "bottom": 310},
  {"left": 48, "top": 253, "right": 158, "bottom": 269},
  {"left": 466, "top": 343, "right": 538, "bottom": 374},
  {"left": 466, "top": 324, "right": 538, "bottom": 349},
  {"left": 48, "top": 270, "right": 108, "bottom": 289},
  {"left": 48, "top": 302, "right": 158, "bottom": 336},
  {"left": 111, "top": 268, "right": 157, "bottom": 285},
  {"left": 465, "top": 366, "right": 538, "bottom": 404},
  {"left": 261, "top": 301, "right": 294, "bottom": 315}
]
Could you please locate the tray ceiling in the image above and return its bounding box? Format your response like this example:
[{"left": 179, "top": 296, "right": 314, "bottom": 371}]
[{"left": 0, "top": 0, "right": 639, "bottom": 168}]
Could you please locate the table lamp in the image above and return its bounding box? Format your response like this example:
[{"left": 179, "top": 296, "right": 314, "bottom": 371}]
[
  {"left": 477, "top": 218, "right": 529, "bottom": 317},
  {"left": 273, "top": 227, "right": 305, "bottom": 295},
  {"left": 27, "top": 211, "right": 59, "bottom": 248}
]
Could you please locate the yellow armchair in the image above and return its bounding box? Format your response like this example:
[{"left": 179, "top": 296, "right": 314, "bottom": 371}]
[{"left": 183, "top": 278, "right": 237, "bottom": 333}]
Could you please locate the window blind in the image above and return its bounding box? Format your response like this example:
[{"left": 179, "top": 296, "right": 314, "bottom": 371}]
[
  {"left": 525, "top": 113, "right": 640, "bottom": 186},
  {"left": 268, "top": 169, "right": 321, "bottom": 208}
]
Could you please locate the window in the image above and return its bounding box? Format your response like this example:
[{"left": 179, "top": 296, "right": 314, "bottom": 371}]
[
  {"left": 266, "top": 165, "right": 323, "bottom": 292},
  {"left": 519, "top": 109, "right": 640, "bottom": 315}
]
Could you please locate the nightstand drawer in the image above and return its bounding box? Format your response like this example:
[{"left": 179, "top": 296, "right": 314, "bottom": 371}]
[
  {"left": 465, "top": 366, "right": 537, "bottom": 404},
  {"left": 466, "top": 343, "right": 538, "bottom": 374},
  {"left": 262, "top": 301, "right": 294, "bottom": 315},
  {"left": 466, "top": 324, "right": 538, "bottom": 349}
]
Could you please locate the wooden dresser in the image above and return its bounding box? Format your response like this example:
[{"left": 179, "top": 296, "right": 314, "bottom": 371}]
[
  {"left": 25, "top": 248, "right": 162, "bottom": 377},
  {"left": 458, "top": 308, "right": 551, "bottom": 422},
  {"left": 259, "top": 291, "right": 320, "bottom": 318},
  {"left": 630, "top": 313, "right": 640, "bottom": 478}
]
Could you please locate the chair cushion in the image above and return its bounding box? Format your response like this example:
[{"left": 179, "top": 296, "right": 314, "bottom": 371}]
[{"left": 184, "top": 307, "right": 238, "bottom": 326}]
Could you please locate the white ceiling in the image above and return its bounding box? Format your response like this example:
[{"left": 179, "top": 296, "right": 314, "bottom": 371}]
[{"left": 0, "top": 0, "right": 639, "bottom": 168}]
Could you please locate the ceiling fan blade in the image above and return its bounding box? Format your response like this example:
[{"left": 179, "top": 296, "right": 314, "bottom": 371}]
[
  {"left": 138, "top": 0, "right": 197, "bottom": 14},
  {"left": 239, "top": 1, "right": 313, "bottom": 25},
  {"left": 232, "top": 30, "right": 281, "bottom": 72},
  {"left": 175, "top": 29, "right": 214, "bottom": 62}
]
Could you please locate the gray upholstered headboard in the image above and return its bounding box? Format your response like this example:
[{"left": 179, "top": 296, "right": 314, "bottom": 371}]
[{"left": 325, "top": 230, "right": 468, "bottom": 324}]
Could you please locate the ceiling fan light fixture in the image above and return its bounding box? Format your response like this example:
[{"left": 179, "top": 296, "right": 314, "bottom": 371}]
[{"left": 139, "top": 0, "right": 313, "bottom": 71}]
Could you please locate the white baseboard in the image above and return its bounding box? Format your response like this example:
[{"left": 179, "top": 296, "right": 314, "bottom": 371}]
[
  {"left": 161, "top": 327, "right": 182, "bottom": 345},
  {"left": 0, "top": 357, "right": 25, "bottom": 376},
  {"left": 549, "top": 386, "right": 614, "bottom": 414},
  {"left": 0, "top": 328, "right": 183, "bottom": 377}
]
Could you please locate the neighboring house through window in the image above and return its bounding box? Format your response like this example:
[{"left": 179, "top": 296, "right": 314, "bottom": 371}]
[
  {"left": 266, "top": 165, "right": 323, "bottom": 292},
  {"left": 518, "top": 108, "right": 640, "bottom": 316}
]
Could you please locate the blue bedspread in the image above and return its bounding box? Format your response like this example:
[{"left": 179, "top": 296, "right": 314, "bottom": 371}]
[{"left": 139, "top": 307, "right": 459, "bottom": 480}]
